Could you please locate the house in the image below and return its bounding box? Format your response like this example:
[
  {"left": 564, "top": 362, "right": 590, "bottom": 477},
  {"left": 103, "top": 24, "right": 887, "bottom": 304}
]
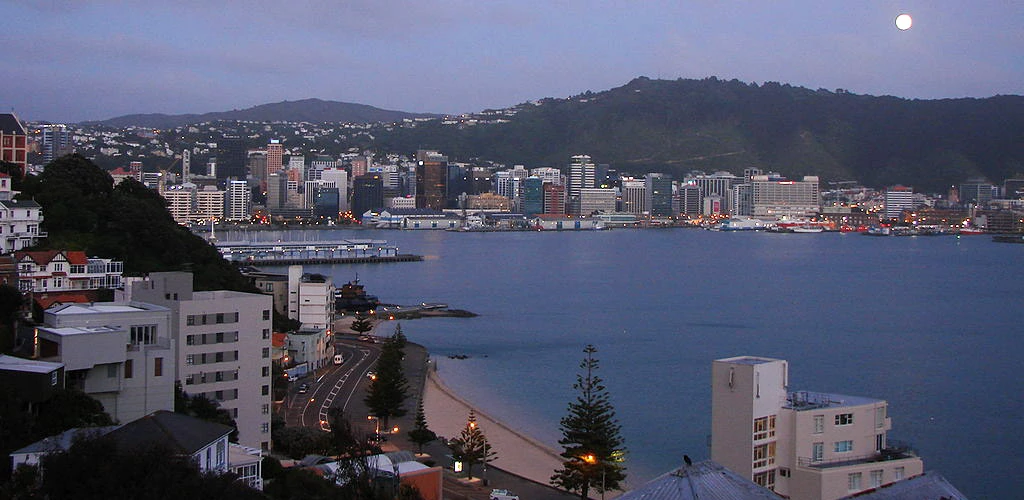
[
  {"left": 0, "top": 173, "right": 43, "bottom": 253},
  {"left": 14, "top": 250, "right": 123, "bottom": 293}
]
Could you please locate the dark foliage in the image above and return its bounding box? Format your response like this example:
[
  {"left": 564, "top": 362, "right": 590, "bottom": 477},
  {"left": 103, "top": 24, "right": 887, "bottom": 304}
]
[
  {"left": 364, "top": 330, "right": 409, "bottom": 427},
  {"left": 406, "top": 400, "right": 436, "bottom": 454},
  {"left": 175, "top": 384, "right": 240, "bottom": 442},
  {"left": 0, "top": 285, "right": 23, "bottom": 354}
]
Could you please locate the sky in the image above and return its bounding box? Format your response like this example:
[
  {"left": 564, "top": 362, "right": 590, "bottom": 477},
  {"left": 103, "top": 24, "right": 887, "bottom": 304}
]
[{"left": 2, "top": 1, "right": 1022, "bottom": 123}]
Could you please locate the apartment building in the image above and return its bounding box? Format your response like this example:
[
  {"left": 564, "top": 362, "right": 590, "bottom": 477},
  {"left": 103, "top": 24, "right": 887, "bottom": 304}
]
[
  {"left": 711, "top": 356, "right": 924, "bottom": 500},
  {"left": 0, "top": 173, "right": 44, "bottom": 253},
  {"left": 126, "top": 272, "right": 273, "bottom": 450},
  {"left": 36, "top": 302, "right": 175, "bottom": 424}
]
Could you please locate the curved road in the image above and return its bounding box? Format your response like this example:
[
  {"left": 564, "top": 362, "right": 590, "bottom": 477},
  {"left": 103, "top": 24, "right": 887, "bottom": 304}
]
[{"left": 284, "top": 337, "right": 382, "bottom": 435}]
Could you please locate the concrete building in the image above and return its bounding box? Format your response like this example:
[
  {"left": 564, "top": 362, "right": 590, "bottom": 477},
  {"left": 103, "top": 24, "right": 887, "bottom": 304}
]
[
  {"left": 685, "top": 171, "right": 741, "bottom": 214},
  {"left": 543, "top": 183, "right": 566, "bottom": 215},
  {"left": 530, "top": 167, "right": 563, "bottom": 186},
  {"left": 711, "top": 356, "right": 924, "bottom": 500},
  {"left": 0, "top": 173, "right": 44, "bottom": 253},
  {"left": 36, "top": 302, "right": 176, "bottom": 424},
  {"left": 415, "top": 150, "right": 447, "bottom": 210},
  {"left": 225, "top": 179, "right": 252, "bottom": 221},
  {"left": 883, "top": 186, "right": 915, "bottom": 220},
  {"left": 578, "top": 188, "right": 617, "bottom": 215},
  {"left": 0, "top": 113, "right": 28, "bottom": 174},
  {"left": 266, "top": 140, "right": 283, "bottom": 177},
  {"left": 958, "top": 178, "right": 995, "bottom": 206},
  {"left": 645, "top": 173, "right": 674, "bottom": 217},
  {"left": 621, "top": 178, "right": 646, "bottom": 214},
  {"left": 287, "top": 266, "right": 334, "bottom": 331},
  {"left": 568, "top": 155, "right": 596, "bottom": 215},
  {"left": 751, "top": 175, "right": 820, "bottom": 218},
  {"left": 125, "top": 272, "right": 273, "bottom": 450},
  {"left": 39, "top": 124, "right": 73, "bottom": 164}
]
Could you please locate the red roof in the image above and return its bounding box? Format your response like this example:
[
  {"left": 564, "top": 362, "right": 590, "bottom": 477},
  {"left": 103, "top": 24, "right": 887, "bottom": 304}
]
[
  {"left": 14, "top": 250, "right": 88, "bottom": 266},
  {"left": 272, "top": 332, "right": 288, "bottom": 348},
  {"left": 34, "top": 291, "right": 99, "bottom": 310},
  {"left": 64, "top": 251, "right": 88, "bottom": 265}
]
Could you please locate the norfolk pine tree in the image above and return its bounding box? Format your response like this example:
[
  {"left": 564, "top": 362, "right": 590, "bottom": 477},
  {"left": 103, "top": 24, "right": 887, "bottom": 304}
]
[
  {"left": 551, "top": 345, "right": 627, "bottom": 500},
  {"left": 407, "top": 400, "right": 437, "bottom": 454},
  {"left": 450, "top": 410, "right": 496, "bottom": 480}
]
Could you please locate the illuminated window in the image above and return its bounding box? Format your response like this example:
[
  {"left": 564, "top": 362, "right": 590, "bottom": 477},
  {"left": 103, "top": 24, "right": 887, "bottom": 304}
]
[{"left": 753, "top": 415, "right": 776, "bottom": 440}]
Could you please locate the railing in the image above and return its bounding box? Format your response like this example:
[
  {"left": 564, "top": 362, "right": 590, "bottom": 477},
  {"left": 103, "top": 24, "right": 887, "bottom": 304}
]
[{"left": 797, "top": 446, "right": 918, "bottom": 468}]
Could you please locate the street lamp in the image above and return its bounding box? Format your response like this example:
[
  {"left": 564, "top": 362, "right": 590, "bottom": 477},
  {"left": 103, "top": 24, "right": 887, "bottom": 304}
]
[
  {"left": 581, "top": 454, "right": 606, "bottom": 500},
  {"left": 368, "top": 415, "right": 381, "bottom": 435}
]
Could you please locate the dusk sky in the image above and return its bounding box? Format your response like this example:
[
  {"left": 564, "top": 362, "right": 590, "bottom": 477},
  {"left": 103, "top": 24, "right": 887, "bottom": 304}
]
[{"left": 3, "top": 1, "right": 1021, "bottom": 123}]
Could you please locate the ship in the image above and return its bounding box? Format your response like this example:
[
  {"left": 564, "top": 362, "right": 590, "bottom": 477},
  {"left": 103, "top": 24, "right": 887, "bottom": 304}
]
[
  {"left": 334, "top": 276, "right": 380, "bottom": 313},
  {"left": 713, "top": 217, "right": 768, "bottom": 231}
]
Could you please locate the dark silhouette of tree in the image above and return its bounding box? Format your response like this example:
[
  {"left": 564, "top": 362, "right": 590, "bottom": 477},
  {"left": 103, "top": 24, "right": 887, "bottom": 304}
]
[
  {"left": 551, "top": 345, "right": 626, "bottom": 500},
  {"left": 175, "top": 384, "right": 239, "bottom": 442},
  {"left": 34, "top": 388, "right": 115, "bottom": 438},
  {"left": 364, "top": 330, "right": 409, "bottom": 429},
  {"left": 0, "top": 284, "right": 23, "bottom": 354},
  {"left": 449, "top": 410, "right": 496, "bottom": 480},
  {"left": 350, "top": 314, "right": 373, "bottom": 336},
  {"left": 406, "top": 400, "right": 436, "bottom": 454}
]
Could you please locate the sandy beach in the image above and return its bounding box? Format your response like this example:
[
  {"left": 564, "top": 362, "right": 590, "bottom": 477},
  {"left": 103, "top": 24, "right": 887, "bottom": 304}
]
[{"left": 422, "top": 365, "right": 565, "bottom": 486}]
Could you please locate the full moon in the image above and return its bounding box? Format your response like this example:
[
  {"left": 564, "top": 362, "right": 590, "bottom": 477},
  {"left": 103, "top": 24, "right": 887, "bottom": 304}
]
[{"left": 895, "top": 13, "right": 913, "bottom": 30}]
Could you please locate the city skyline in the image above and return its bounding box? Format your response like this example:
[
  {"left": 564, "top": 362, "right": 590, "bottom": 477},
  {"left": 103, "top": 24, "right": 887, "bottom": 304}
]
[{"left": 3, "top": 1, "right": 1022, "bottom": 123}]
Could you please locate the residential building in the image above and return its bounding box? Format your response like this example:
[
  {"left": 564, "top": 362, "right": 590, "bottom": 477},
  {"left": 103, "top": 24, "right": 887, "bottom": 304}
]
[
  {"left": 0, "top": 354, "right": 65, "bottom": 408},
  {"left": 161, "top": 184, "right": 195, "bottom": 224},
  {"left": 0, "top": 173, "right": 44, "bottom": 253},
  {"left": 645, "top": 173, "right": 674, "bottom": 217},
  {"left": 196, "top": 186, "right": 225, "bottom": 221},
  {"left": 36, "top": 301, "right": 176, "bottom": 424},
  {"left": 0, "top": 113, "right": 28, "bottom": 174},
  {"left": 287, "top": 266, "right": 334, "bottom": 331},
  {"left": 14, "top": 250, "right": 123, "bottom": 293},
  {"left": 711, "top": 356, "right": 924, "bottom": 500},
  {"left": 39, "top": 124, "right": 73, "bottom": 164},
  {"left": 618, "top": 459, "right": 779, "bottom": 500},
  {"left": 568, "top": 155, "right": 596, "bottom": 215},
  {"left": 287, "top": 326, "right": 332, "bottom": 373},
  {"left": 884, "top": 186, "right": 915, "bottom": 219},
  {"left": 751, "top": 175, "right": 820, "bottom": 218},
  {"left": 415, "top": 150, "right": 447, "bottom": 210},
  {"left": 125, "top": 272, "right": 273, "bottom": 450}
]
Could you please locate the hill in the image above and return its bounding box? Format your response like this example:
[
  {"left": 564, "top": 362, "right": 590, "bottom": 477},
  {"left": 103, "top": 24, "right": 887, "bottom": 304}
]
[
  {"left": 361, "top": 77, "right": 1024, "bottom": 192},
  {"left": 88, "top": 98, "right": 440, "bottom": 128}
]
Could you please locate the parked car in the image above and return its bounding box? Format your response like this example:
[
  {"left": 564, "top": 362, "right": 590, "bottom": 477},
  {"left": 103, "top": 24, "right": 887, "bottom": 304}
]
[{"left": 489, "top": 489, "right": 519, "bottom": 500}]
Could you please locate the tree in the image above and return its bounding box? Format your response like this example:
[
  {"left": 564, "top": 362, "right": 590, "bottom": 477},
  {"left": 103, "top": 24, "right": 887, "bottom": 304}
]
[
  {"left": 175, "top": 383, "right": 239, "bottom": 442},
  {"left": 550, "top": 345, "right": 626, "bottom": 500},
  {"left": 34, "top": 388, "right": 115, "bottom": 438},
  {"left": 449, "top": 410, "right": 496, "bottom": 480},
  {"left": 0, "top": 284, "right": 23, "bottom": 354},
  {"left": 406, "top": 400, "right": 436, "bottom": 454},
  {"left": 350, "top": 314, "right": 373, "bottom": 336},
  {"left": 364, "top": 330, "right": 409, "bottom": 428}
]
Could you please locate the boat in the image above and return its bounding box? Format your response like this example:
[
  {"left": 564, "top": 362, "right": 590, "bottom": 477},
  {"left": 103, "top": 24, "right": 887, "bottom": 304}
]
[
  {"left": 958, "top": 227, "right": 986, "bottom": 235},
  {"left": 334, "top": 277, "right": 380, "bottom": 313},
  {"left": 863, "top": 226, "right": 891, "bottom": 236},
  {"left": 714, "top": 217, "right": 767, "bottom": 231},
  {"left": 839, "top": 225, "right": 869, "bottom": 233},
  {"left": 791, "top": 224, "right": 825, "bottom": 233}
]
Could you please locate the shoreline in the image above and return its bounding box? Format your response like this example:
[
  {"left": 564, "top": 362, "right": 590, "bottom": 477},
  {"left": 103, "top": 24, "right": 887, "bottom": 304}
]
[{"left": 422, "top": 363, "right": 565, "bottom": 487}]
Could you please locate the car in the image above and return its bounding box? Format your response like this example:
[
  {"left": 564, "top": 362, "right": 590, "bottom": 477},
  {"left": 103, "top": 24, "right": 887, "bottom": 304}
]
[
  {"left": 489, "top": 489, "right": 519, "bottom": 500},
  {"left": 297, "top": 383, "right": 309, "bottom": 394},
  {"left": 333, "top": 354, "right": 344, "bottom": 365},
  {"left": 366, "top": 371, "right": 377, "bottom": 381}
]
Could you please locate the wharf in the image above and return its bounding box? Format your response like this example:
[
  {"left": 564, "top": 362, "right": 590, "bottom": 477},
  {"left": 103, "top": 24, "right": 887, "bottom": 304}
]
[{"left": 214, "top": 238, "right": 422, "bottom": 265}]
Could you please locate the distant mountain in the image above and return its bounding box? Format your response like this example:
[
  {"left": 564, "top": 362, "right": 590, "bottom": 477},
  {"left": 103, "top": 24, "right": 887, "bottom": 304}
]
[
  {"left": 363, "top": 77, "right": 1024, "bottom": 192},
  {"left": 87, "top": 98, "right": 440, "bottom": 128}
]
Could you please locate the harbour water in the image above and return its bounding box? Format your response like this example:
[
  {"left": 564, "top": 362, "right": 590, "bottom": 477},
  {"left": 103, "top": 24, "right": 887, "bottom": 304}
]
[{"left": 255, "top": 228, "right": 1023, "bottom": 498}]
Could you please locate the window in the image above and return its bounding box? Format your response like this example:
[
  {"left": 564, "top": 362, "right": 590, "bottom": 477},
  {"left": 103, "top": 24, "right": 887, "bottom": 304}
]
[
  {"left": 187, "top": 315, "right": 196, "bottom": 326},
  {"left": 814, "top": 415, "right": 824, "bottom": 434},
  {"left": 753, "top": 415, "right": 776, "bottom": 440},
  {"left": 124, "top": 359, "right": 133, "bottom": 379},
  {"left": 186, "top": 335, "right": 195, "bottom": 346},
  {"left": 753, "top": 470, "right": 775, "bottom": 490},
  {"left": 812, "top": 442, "right": 823, "bottom": 462},
  {"left": 848, "top": 472, "right": 862, "bottom": 491},
  {"left": 870, "top": 469, "right": 883, "bottom": 488},
  {"left": 107, "top": 364, "right": 118, "bottom": 378},
  {"left": 262, "top": 384, "right": 270, "bottom": 396},
  {"left": 215, "top": 352, "right": 224, "bottom": 363},
  {"left": 216, "top": 313, "right": 225, "bottom": 323},
  {"left": 262, "top": 309, "right": 271, "bottom": 320},
  {"left": 216, "top": 440, "right": 225, "bottom": 466},
  {"left": 778, "top": 467, "right": 790, "bottom": 478},
  {"left": 876, "top": 433, "right": 885, "bottom": 451},
  {"left": 262, "top": 366, "right": 270, "bottom": 377},
  {"left": 154, "top": 357, "right": 163, "bottom": 377},
  {"left": 215, "top": 371, "right": 224, "bottom": 382},
  {"left": 185, "top": 374, "right": 195, "bottom": 385},
  {"left": 753, "top": 442, "right": 776, "bottom": 469},
  {"left": 262, "top": 347, "right": 270, "bottom": 359},
  {"left": 894, "top": 467, "right": 905, "bottom": 480},
  {"left": 261, "top": 422, "right": 270, "bottom": 433},
  {"left": 130, "top": 325, "right": 157, "bottom": 345},
  {"left": 262, "top": 328, "right": 270, "bottom": 340},
  {"left": 50, "top": 371, "right": 58, "bottom": 386},
  {"left": 835, "top": 413, "right": 854, "bottom": 426},
  {"left": 262, "top": 404, "right": 270, "bottom": 415},
  {"left": 875, "top": 406, "right": 886, "bottom": 428},
  {"left": 186, "top": 354, "right": 195, "bottom": 365},
  {"left": 834, "top": 440, "right": 854, "bottom": 453}
]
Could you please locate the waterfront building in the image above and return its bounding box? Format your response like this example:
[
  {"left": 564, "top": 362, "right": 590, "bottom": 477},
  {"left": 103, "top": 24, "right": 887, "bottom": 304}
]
[
  {"left": 217, "top": 136, "right": 248, "bottom": 181},
  {"left": 37, "top": 301, "right": 176, "bottom": 424},
  {"left": 680, "top": 183, "right": 702, "bottom": 217},
  {"left": 578, "top": 188, "right": 617, "bottom": 215},
  {"left": 0, "top": 113, "right": 28, "bottom": 174},
  {"left": 0, "top": 173, "right": 43, "bottom": 253},
  {"left": 522, "top": 177, "right": 544, "bottom": 217},
  {"left": 446, "top": 162, "right": 470, "bottom": 208},
  {"left": 126, "top": 272, "right": 273, "bottom": 450},
  {"left": 312, "top": 187, "right": 340, "bottom": 219},
  {"left": 14, "top": 250, "right": 123, "bottom": 293},
  {"left": 266, "top": 140, "right": 283, "bottom": 177},
  {"left": 494, "top": 170, "right": 522, "bottom": 201},
  {"left": 415, "top": 150, "right": 447, "bottom": 210},
  {"left": 621, "top": 178, "right": 646, "bottom": 214},
  {"left": 711, "top": 356, "right": 924, "bottom": 499},
  {"left": 543, "top": 183, "right": 567, "bottom": 215},
  {"left": 568, "top": 155, "right": 596, "bottom": 215},
  {"left": 39, "top": 124, "right": 73, "bottom": 164},
  {"left": 353, "top": 174, "right": 384, "bottom": 218},
  {"left": 883, "top": 186, "right": 915, "bottom": 219},
  {"left": 226, "top": 179, "right": 252, "bottom": 221},
  {"left": 388, "top": 196, "right": 416, "bottom": 209},
  {"left": 466, "top": 192, "right": 511, "bottom": 211},
  {"left": 371, "top": 208, "right": 459, "bottom": 230},
  {"left": 751, "top": 175, "right": 820, "bottom": 218},
  {"left": 731, "top": 183, "right": 753, "bottom": 216},
  {"left": 958, "top": 178, "right": 995, "bottom": 206},
  {"left": 685, "top": 171, "right": 741, "bottom": 214},
  {"left": 470, "top": 166, "right": 493, "bottom": 195},
  {"left": 1003, "top": 177, "right": 1024, "bottom": 199},
  {"left": 532, "top": 214, "right": 606, "bottom": 230},
  {"left": 645, "top": 173, "right": 675, "bottom": 217}
]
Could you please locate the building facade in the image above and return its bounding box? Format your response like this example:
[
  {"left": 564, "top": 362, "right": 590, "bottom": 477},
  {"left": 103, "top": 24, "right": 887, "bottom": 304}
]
[
  {"left": 645, "top": 173, "right": 674, "bottom": 217},
  {"left": 0, "top": 114, "right": 28, "bottom": 174},
  {"left": 415, "top": 150, "right": 447, "bottom": 210},
  {"left": 884, "top": 186, "right": 915, "bottom": 219},
  {"left": 15, "top": 250, "right": 123, "bottom": 293},
  {"left": 751, "top": 175, "right": 820, "bottom": 218},
  {"left": 0, "top": 173, "right": 44, "bottom": 253},
  {"left": 567, "top": 155, "right": 596, "bottom": 215}
]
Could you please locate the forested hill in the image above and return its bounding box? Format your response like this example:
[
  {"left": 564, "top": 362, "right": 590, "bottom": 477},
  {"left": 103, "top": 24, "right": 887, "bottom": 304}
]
[
  {"left": 365, "top": 77, "right": 1024, "bottom": 192},
  {"left": 88, "top": 98, "right": 439, "bottom": 129}
]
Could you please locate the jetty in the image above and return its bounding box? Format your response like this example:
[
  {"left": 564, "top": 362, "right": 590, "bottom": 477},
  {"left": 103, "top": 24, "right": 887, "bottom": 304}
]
[{"left": 214, "top": 238, "right": 422, "bottom": 265}]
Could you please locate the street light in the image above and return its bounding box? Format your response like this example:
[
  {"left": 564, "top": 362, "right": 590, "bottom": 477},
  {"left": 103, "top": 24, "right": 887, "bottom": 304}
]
[
  {"left": 367, "top": 415, "right": 381, "bottom": 435},
  {"left": 581, "top": 454, "right": 606, "bottom": 500}
]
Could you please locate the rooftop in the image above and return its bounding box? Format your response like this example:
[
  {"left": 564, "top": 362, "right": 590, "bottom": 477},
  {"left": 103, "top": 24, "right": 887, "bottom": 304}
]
[
  {"left": 0, "top": 354, "right": 64, "bottom": 374},
  {"left": 786, "top": 390, "right": 883, "bottom": 410},
  {"left": 38, "top": 325, "right": 121, "bottom": 337},
  {"left": 0, "top": 113, "right": 27, "bottom": 135},
  {"left": 717, "top": 355, "right": 781, "bottom": 365},
  {"left": 618, "top": 459, "right": 780, "bottom": 500},
  {"left": 49, "top": 302, "right": 166, "bottom": 315}
]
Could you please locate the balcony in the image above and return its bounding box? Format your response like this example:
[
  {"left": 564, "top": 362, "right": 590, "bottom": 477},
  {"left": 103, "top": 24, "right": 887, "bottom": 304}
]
[{"left": 797, "top": 443, "right": 918, "bottom": 469}]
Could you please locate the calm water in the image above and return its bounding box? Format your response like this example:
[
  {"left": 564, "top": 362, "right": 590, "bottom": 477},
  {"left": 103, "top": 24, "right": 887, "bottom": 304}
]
[{"left": 256, "top": 228, "right": 1023, "bottom": 498}]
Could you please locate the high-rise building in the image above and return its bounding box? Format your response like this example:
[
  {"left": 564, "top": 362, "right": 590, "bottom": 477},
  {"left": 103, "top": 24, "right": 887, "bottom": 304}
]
[
  {"left": 578, "top": 188, "right": 616, "bottom": 215},
  {"left": 621, "top": 178, "right": 646, "bottom": 214},
  {"left": 680, "top": 183, "right": 702, "bottom": 216},
  {"left": 751, "top": 175, "right": 820, "bottom": 218},
  {"left": 884, "top": 186, "right": 915, "bottom": 219},
  {"left": 217, "top": 137, "right": 248, "bottom": 181},
  {"left": 959, "top": 178, "right": 995, "bottom": 206},
  {"left": 446, "top": 163, "right": 470, "bottom": 208},
  {"left": 0, "top": 113, "right": 28, "bottom": 174},
  {"left": 1003, "top": 178, "right": 1024, "bottom": 199},
  {"left": 685, "top": 171, "right": 740, "bottom": 214},
  {"left": 126, "top": 272, "right": 274, "bottom": 451},
  {"left": 39, "top": 124, "right": 72, "bottom": 164},
  {"left": 712, "top": 356, "right": 924, "bottom": 499},
  {"left": 266, "top": 140, "right": 283, "bottom": 177},
  {"left": 266, "top": 173, "right": 287, "bottom": 211},
  {"left": 226, "top": 180, "right": 252, "bottom": 221},
  {"left": 320, "top": 168, "right": 349, "bottom": 212},
  {"left": 522, "top": 177, "right": 544, "bottom": 217},
  {"left": 567, "top": 155, "right": 596, "bottom": 215},
  {"left": 543, "top": 183, "right": 566, "bottom": 215},
  {"left": 415, "top": 150, "right": 447, "bottom": 210},
  {"left": 530, "top": 167, "right": 563, "bottom": 186},
  {"left": 645, "top": 173, "right": 674, "bottom": 217},
  {"left": 353, "top": 174, "right": 384, "bottom": 217}
]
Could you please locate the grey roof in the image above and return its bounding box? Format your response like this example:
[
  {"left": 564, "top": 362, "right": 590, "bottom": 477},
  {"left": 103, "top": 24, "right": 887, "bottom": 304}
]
[
  {"left": 617, "top": 460, "right": 781, "bottom": 500},
  {"left": 840, "top": 471, "right": 968, "bottom": 500},
  {"left": 0, "top": 114, "right": 27, "bottom": 135},
  {"left": 12, "top": 426, "right": 121, "bottom": 455},
  {"left": 0, "top": 354, "right": 63, "bottom": 374},
  {"left": 0, "top": 199, "right": 40, "bottom": 209},
  {"left": 102, "top": 410, "right": 232, "bottom": 455}
]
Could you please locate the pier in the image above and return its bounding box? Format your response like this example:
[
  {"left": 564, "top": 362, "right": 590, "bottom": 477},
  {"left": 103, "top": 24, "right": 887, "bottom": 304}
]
[{"left": 214, "top": 238, "right": 422, "bottom": 265}]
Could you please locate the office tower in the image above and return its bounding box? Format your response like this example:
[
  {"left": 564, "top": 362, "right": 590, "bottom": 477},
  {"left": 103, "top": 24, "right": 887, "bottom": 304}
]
[
  {"left": 958, "top": 178, "right": 995, "bottom": 205},
  {"left": 320, "top": 168, "right": 349, "bottom": 212},
  {"left": 577, "top": 188, "right": 616, "bottom": 215},
  {"left": 308, "top": 155, "right": 336, "bottom": 181},
  {"left": 530, "top": 167, "right": 563, "bottom": 186},
  {"left": 446, "top": 163, "right": 469, "bottom": 208},
  {"left": 415, "top": 150, "right": 447, "bottom": 210},
  {"left": 543, "top": 183, "right": 566, "bottom": 215},
  {"left": 226, "top": 180, "right": 252, "bottom": 221},
  {"left": 127, "top": 272, "right": 274, "bottom": 450},
  {"left": 884, "top": 186, "right": 915, "bottom": 219},
  {"left": 352, "top": 174, "right": 384, "bottom": 217},
  {"left": 686, "top": 171, "right": 740, "bottom": 214},
  {"left": 248, "top": 151, "right": 267, "bottom": 183},
  {"left": 732, "top": 183, "right": 753, "bottom": 216},
  {"left": 751, "top": 175, "right": 820, "bottom": 218},
  {"left": 645, "top": 174, "right": 675, "bottom": 216},
  {"left": 287, "top": 155, "right": 305, "bottom": 181},
  {"left": 0, "top": 113, "right": 28, "bottom": 174},
  {"left": 313, "top": 188, "right": 340, "bottom": 219},
  {"left": 568, "top": 155, "right": 596, "bottom": 215},
  {"left": 1003, "top": 178, "right": 1024, "bottom": 199},
  {"left": 350, "top": 156, "right": 370, "bottom": 179},
  {"left": 711, "top": 356, "right": 924, "bottom": 499},
  {"left": 621, "top": 178, "right": 646, "bottom": 214},
  {"left": 217, "top": 137, "right": 248, "bottom": 181},
  {"left": 680, "top": 183, "right": 702, "bottom": 216},
  {"left": 470, "top": 167, "right": 492, "bottom": 195},
  {"left": 206, "top": 158, "right": 217, "bottom": 177},
  {"left": 181, "top": 150, "right": 191, "bottom": 184},
  {"left": 40, "top": 124, "right": 72, "bottom": 163},
  {"left": 266, "top": 173, "right": 287, "bottom": 211},
  {"left": 266, "top": 140, "right": 283, "bottom": 177},
  {"left": 522, "top": 177, "right": 544, "bottom": 217}
]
